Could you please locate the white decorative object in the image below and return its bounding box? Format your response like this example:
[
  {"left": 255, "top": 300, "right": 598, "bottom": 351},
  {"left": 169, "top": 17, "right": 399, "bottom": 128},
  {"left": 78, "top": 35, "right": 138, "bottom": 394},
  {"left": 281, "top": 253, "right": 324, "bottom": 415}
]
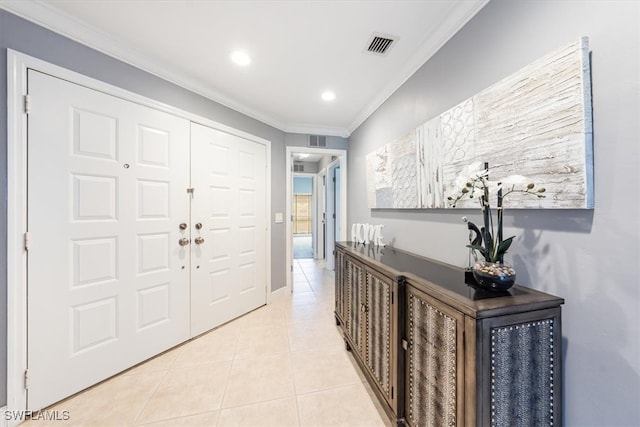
[
  {"left": 366, "top": 37, "right": 593, "bottom": 209},
  {"left": 350, "top": 223, "right": 386, "bottom": 246},
  {"left": 374, "top": 225, "right": 386, "bottom": 247}
]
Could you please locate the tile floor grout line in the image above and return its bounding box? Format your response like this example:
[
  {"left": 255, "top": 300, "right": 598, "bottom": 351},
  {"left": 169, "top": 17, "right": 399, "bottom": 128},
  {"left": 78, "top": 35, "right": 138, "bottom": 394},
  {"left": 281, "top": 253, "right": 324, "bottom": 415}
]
[
  {"left": 132, "top": 364, "right": 173, "bottom": 426},
  {"left": 292, "top": 260, "right": 311, "bottom": 427},
  {"left": 215, "top": 322, "right": 243, "bottom": 427},
  {"left": 24, "top": 258, "right": 386, "bottom": 427}
]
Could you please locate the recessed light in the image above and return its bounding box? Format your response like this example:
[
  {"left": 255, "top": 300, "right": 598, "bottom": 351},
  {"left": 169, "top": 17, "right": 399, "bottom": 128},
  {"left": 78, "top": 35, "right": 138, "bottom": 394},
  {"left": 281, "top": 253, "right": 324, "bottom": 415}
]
[
  {"left": 321, "top": 91, "right": 336, "bottom": 101},
  {"left": 230, "top": 50, "right": 251, "bottom": 66}
]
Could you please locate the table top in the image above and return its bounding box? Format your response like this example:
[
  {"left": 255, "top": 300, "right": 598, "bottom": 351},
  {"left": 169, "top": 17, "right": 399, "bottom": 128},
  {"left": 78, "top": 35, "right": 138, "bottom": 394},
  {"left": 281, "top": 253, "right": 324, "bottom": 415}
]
[{"left": 336, "top": 241, "right": 564, "bottom": 318}]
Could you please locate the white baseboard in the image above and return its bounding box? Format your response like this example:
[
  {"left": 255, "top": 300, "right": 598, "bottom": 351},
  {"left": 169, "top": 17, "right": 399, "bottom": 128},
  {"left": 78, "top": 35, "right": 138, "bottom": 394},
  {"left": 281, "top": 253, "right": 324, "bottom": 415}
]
[{"left": 270, "top": 286, "right": 289, "bottom": 302}]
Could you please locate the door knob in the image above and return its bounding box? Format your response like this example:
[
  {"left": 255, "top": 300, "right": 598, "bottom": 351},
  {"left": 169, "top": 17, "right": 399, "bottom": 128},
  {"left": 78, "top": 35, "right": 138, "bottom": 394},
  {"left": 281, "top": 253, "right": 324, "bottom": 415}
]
[
  {"left": 178, "top": 238, "right": 190, "bottom": 246},
  {"left": 195, "top": 223, "right": 203, "bottom": 230},
  {"left": 179, "top": 223, "right": 188, "bottom": 230},
  {"left": 194, "top": 237, "right": 205, "bottom": 245}
]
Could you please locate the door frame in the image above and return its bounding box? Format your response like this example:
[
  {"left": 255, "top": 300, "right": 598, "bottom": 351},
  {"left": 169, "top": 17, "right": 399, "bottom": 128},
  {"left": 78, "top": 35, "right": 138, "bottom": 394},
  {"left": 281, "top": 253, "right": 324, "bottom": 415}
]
[
  {"left": 6, "top": 49, "right": 272, "bottom": 421},
  {"left": 324, "top": 160, "right": 341, "bottom": 271},
  {"left": 285, "top": 147, "right": 347, "bottom": 293},
  {"left": 314, "top": 171, "right": 326, "bottom": 260}
]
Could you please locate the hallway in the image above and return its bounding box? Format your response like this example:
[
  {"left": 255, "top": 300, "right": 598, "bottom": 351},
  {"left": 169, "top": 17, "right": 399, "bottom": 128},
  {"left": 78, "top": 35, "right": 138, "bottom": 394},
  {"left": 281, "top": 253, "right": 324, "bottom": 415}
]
[{"left": 24, "top": 259, "right": 387, "bottom": 426}]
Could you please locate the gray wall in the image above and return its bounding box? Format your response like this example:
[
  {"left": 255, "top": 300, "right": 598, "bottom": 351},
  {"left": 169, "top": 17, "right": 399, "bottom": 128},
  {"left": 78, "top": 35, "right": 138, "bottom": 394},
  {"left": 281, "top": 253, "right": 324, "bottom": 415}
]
[
  {"left": 285, "top": 133, "right": 349, "bottom": 150},
  {"left": 294, "top": 161, "right": 320, "bottom": 174},
  {"left": 0, "top": 10, "right": 289, "bottom": 406},
  {"left": 348, "top": 1, "right": 639, "bottom": 426}
]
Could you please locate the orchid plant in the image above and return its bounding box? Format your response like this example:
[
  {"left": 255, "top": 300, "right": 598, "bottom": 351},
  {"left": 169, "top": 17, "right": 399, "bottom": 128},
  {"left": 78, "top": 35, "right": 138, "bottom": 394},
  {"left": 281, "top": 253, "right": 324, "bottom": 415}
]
[{"left": 448, "top": 162, "right": 546, "bottom": 264}]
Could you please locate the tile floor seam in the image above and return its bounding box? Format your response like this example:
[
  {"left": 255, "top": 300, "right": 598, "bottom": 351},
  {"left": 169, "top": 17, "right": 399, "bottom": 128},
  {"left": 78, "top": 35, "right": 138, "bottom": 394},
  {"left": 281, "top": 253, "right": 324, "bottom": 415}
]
[
  {"left": 290, "top": 263, "right": 308, "bottom": 427},
  {"left": 292, "top": 377, "right": 366, "bottom": 398},
  {"left": 132, "top": 366, "right": 171, "bottom": 426},
  {"left": 215, "top": 330, "right": 243, "bottom": 426},
  {"left": 24, "top": 258, "right": 386, "bottom": 427}
]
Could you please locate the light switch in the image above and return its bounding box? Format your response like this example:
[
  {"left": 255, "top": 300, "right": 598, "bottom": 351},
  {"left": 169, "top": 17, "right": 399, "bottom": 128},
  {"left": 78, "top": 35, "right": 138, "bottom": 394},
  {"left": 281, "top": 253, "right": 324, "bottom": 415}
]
[{"left": 275, "top": 212, "right": 283, "bottom": 223}]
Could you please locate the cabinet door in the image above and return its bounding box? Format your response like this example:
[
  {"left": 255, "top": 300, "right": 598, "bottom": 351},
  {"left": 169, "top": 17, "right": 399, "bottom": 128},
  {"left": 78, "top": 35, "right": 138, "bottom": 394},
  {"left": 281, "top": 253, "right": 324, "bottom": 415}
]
[
  {"left": 364, "top": 268, "right": 394, "bottom": 406},
  {"left": 478, "top": 308, "right": 562, "bottom": 427},
  {"left": 334, "top": 249, "right": 346, "bottom": 324},
  {"left": 405, "top": 285, "right": 465, "bottom": 427},
  {"left": 345, "top": 256, "right": 364, "bottom": 353}
]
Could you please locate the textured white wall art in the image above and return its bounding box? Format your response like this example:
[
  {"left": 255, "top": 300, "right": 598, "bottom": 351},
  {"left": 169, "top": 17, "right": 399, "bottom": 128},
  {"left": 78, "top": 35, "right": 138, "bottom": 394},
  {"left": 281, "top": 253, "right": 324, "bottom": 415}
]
[
  {"left": 366, "top": 37, "right": 594, "bottom": 209},
  {"left": 366, "top": 130, "right": 419, "bottom": 208}
]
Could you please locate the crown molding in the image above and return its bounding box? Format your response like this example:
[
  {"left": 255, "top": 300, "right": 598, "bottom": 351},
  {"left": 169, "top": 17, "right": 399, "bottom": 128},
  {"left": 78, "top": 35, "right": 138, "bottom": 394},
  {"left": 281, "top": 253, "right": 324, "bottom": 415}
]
[
  {"left": 282, "top": 123, "right": 350, "bottom": 138},
  {"left": 347, "top": 0, "right": 489, "bottom": 134},
  {"left": 1, "top": 0, "right": 487, "bottom": 139},
  {"left": 0, "top": 0, "right": 297, "bottom": 133}
]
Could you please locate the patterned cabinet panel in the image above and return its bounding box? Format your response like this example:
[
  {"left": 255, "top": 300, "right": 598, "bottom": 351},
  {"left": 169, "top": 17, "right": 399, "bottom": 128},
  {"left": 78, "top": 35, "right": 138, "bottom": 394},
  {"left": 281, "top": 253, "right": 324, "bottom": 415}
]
[
  {"left": 481, "top": 308, "right": 562, "bottom": 427},
  {"left": 345, "top": 257, "right": 364, "bottom": 352},
  {"left": 334, "top": 250, "right": 345, "bottom": 323},
  {"left": 364, "top": 268, "right": 393, "bottom": 404},
  {"left": 405, "top": 286, "right": 465, "bottom": 427}
]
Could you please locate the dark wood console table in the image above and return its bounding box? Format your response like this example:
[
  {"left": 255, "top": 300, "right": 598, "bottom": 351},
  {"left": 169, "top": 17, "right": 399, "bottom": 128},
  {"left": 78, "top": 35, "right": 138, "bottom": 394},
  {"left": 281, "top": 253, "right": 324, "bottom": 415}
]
[{"left": 334, "top": 242, "right": 563, "bottom": 427}]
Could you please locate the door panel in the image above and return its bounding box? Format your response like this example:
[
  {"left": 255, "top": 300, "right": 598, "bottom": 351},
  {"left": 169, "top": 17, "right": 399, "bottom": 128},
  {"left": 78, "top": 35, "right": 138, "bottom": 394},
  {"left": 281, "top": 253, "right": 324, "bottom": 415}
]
[
  {"left": 27, "top": 70, "right": 191, "bottom": 410},
  {"left": 190, "top": 123, "right": 267, "bottom": 336}
]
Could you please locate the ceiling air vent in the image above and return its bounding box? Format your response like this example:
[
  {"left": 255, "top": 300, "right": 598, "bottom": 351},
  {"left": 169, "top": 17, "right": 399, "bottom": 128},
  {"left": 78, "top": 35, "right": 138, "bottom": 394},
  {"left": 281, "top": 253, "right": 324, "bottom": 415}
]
[
  {"left": 293, "top": 164, "right": 305, "bottom": 172},
  {"left": 309, "top": 135, "right": 327, "bottom": 148},
  {"left": 364, "top": 33, "right": 397, "bottom": 56}
]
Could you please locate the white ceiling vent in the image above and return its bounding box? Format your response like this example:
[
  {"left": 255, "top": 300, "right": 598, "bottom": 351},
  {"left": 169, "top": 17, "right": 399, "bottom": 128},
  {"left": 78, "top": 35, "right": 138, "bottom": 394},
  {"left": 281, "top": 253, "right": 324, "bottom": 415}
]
[
  {"left": 364, "top": 33, "right": 397, "bottom": 56},
  {"left": 309, "top": 135, "right": 327, "bottom": 148}
]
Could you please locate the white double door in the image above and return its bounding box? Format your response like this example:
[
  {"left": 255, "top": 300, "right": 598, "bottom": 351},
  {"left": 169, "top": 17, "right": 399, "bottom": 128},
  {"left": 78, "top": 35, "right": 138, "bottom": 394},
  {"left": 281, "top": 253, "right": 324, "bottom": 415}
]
[{"left": 27, "top": 70, "right": 267, "bottom": 410}]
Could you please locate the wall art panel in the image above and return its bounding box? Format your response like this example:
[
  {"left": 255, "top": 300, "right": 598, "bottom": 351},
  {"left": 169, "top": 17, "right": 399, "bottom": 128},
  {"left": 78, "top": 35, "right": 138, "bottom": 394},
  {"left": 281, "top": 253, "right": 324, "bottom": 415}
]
[
  {"left": 366, "top": 130, "right": 419, "bottom": 208},
  {"left": 366, "top": 37, "right": 593, "bottom": 209}
]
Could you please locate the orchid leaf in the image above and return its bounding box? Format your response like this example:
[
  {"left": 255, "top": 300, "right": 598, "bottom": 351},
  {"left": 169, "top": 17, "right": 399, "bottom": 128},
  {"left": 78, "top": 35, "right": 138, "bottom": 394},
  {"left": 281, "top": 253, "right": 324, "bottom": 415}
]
[
  {"left": 466, "top": 244, "right": 486, "bottom": 258},
  {"left": 495, "top": 236, "right": 515, "bottom": 257}
]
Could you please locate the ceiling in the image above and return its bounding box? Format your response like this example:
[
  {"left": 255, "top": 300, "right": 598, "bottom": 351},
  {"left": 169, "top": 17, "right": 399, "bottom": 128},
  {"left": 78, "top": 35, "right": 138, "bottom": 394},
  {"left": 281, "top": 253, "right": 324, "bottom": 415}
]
[
  {"left": 2, "top": 0, "right": 488, "bottom": 137},
  {"left": 293, "top": 153, "right": 327, "bottom": 163}
]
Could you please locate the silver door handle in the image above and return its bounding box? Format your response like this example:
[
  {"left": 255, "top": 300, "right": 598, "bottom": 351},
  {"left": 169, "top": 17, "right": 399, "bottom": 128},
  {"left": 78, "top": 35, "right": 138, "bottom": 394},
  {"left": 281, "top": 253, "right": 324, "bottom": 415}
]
[
  {"left": 178, "top": 238, "right": 190, "bottom": 246},
  {"left": 194, "top": 237, "right": 205, "bottom": 245}
]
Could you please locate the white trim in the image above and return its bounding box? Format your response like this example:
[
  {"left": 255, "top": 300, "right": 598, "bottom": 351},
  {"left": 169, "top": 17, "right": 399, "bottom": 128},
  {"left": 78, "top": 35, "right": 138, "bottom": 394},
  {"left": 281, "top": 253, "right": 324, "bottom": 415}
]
[
  {"left": 346, "top": 0, "right": 489, "bottom": 134},
  {"left": 285, "top": 147, "right": 347, "bottom": 291},
  {"left": 7, "top": 49, "right": 29, "bottom": 425},
  {"left": 0, "top": 0, "right": 349, "bottom": 138},
  {"left": 0, "top": 0, "right": 487, "bottom": 138},
  {"left": 315, "top": 170, "right": 326, "bottom": 260},
  {"left": 325, "top": 159, "right": 342, "bottom": 271},
  {"left": 269, "top": 286, "right": 288, "bottom": 303},
  {"left": 6, "top": 49, "right": 272, "bottom": 415},
  {"left": 283, "top": 123, "right": 349, "bottom": 138},
  {"left": 264, "top": 142, "right": 273, "bottom": 304}
]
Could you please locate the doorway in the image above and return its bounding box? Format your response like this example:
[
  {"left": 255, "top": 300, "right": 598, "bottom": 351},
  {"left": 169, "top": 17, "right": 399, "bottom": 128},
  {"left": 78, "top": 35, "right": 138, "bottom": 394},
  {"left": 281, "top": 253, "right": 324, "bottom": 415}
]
[
  {"left": 293, "top": 176, "right": 314, "bottom": 259},
  {"left": 324, "top": 161, "right": 341, "bottom": 271},
  {"left": 285, "top": 147, "right": 347, "bottom": 293}
]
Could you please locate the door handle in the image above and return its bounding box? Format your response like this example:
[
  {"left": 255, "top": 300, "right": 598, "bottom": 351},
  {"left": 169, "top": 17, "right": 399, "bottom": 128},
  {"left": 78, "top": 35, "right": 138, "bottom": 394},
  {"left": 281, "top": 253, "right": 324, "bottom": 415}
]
[
  {"left": 178, "top": 238, "right": 190, "bottom": 246},
  {"left": 194, "top": 237, "right": 205, "bottom": 245}
]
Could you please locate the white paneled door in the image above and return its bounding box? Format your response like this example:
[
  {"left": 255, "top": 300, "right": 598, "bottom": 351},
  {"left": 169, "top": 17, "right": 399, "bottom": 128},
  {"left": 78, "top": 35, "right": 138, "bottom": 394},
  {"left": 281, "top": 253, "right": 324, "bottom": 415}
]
[
  {"left": 26, "top": 71, "right": 268, "bottom": 410},
  {"left": 190, "top": 123, "right": 267, "bottom": 336}
]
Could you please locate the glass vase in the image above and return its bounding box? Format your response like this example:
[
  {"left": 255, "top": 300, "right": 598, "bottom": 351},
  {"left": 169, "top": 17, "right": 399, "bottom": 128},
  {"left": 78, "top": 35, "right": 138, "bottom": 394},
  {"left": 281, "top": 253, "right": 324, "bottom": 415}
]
[{"left": 472, "top": 261, "right": 516, "bottom": 291}]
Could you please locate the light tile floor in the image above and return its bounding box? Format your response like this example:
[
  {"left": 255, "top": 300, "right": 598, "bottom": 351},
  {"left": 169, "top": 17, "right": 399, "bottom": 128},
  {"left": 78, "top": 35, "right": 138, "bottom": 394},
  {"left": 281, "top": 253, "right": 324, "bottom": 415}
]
[{"left": 24, "top": 259, "right": 388, "bottom": 427}]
